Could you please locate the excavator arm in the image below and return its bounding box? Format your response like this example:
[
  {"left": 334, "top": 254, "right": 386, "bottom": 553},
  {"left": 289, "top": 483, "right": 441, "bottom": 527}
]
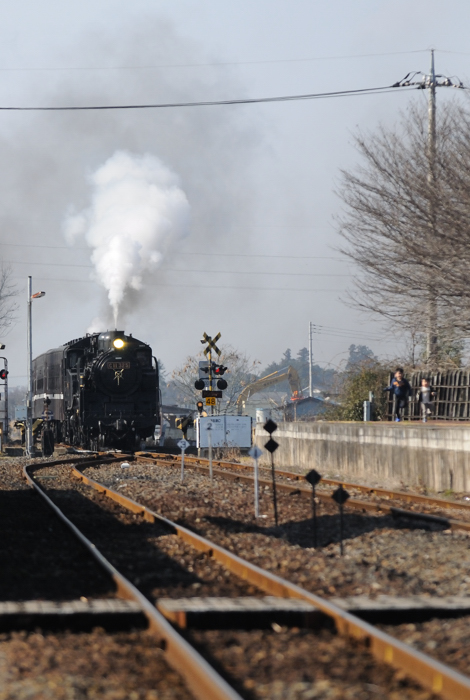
[{"left": 236, "top": 366, "right": 302, "bottom": 415}]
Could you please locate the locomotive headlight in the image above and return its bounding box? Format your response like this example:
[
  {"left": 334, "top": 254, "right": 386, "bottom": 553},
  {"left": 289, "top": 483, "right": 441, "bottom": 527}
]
[{"left": 113, "top": 338, "right": 125, "bottom": 349}]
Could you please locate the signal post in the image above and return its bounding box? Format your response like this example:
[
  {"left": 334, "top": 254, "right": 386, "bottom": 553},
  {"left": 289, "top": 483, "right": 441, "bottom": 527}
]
[{"left": 195, "top": 332, "right": 228, "bottom": 415}]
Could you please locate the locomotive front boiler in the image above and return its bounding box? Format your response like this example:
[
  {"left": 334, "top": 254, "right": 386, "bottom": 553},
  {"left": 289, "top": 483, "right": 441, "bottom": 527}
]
[{"left": 32, "top": 330, "right": 160, "bottom": 451}]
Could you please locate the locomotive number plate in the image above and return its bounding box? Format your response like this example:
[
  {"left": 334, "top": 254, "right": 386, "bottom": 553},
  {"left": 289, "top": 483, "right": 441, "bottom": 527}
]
[{"left": 107, "top": 362, "right": 130, "bottom": 370}]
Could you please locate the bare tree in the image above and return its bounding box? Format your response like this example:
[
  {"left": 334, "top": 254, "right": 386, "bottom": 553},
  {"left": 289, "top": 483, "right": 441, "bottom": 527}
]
[
  {"left": 337, "top": 102, "right": 470, "bottom": 362},
  {"left": 170, "top": 345, "right": 260, "bottom": 413},
  {"left": 0, "top": 266, "right": 18, "bottom": 336}
]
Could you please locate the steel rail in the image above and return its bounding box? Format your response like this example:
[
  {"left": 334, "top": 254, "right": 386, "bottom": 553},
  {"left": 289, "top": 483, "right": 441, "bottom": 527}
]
[
  {"left": 136, "top": 455, "right": 470, "bottom": 532},
  {"left": 139, "top": 452, "right": 470, "bottom": 514},
  {"left": 23, "top": 457, "right": 243, "bottom": 700},
  {"left": 73, "top": 462, "right": 470, "bottom": 700}
]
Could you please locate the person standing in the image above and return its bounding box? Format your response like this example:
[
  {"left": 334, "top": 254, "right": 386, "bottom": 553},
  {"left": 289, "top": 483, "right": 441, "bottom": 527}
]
[
  {"left": 416, "top": 378, "right": 436, "bottom": 423},
  {"left": 384, "top": 368, "right": 411, "bottom": 422}
]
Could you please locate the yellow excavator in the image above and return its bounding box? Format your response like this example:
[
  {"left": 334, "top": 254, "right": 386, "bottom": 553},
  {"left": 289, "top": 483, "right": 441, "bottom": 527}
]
[{"left": 236, "top": 366, "right": 302, "bottom": 415}]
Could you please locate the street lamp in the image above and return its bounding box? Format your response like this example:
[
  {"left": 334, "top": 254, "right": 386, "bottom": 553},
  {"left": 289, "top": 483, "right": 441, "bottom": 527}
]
[{"left": 26, "top": 276, "right": 45, "bottom": 457}]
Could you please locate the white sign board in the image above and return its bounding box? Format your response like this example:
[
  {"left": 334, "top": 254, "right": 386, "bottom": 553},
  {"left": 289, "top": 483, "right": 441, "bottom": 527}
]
[
  {"left": 177, "top": 438, "right": 190, "bottom": 451},
  {"left": 197, "top": 415, "right": 252, "bottom": 448}
]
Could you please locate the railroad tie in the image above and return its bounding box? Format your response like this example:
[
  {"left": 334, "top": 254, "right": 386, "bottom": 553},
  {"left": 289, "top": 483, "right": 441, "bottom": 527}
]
[
  {"left": 157, "top": 596, "right": 325, "bottom": 630},
  {"left": 331, "top": 595, "right": 470, "bottom": 624},
  {"left": 0, "top": 598, "right": 145, "bottom": 632}
]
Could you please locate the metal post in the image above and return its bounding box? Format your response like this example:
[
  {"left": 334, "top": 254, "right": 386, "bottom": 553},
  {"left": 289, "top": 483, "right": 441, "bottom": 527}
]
[
  {"left": 208, "top": 346, "right": 214, "bottom": 416},
  {"left": 427, "top": 50, "right": 438, "bottom": 370},
  {"left": 339, "top": 502, "right": 344, "bottom": 556},
  {"left": 270, "top": 451, "right": 278, "bottom": 527},
  {"left": 0, "top": 357, "right": 8, "bottom": 443},
  {"left": 254, "top": 457, "right": 259, "bottom": 518},
  {"left": 208, "top": 426, "right": 213, "bottom": 484},
  {"left": 26, "top": 276, "right": 33, "bottom": 457},
  {"left": 308, "top": 322, "right": 313, "bottom": 398},
  {"left": 312, "top": 485, "right": 317, "bottom": 548}
]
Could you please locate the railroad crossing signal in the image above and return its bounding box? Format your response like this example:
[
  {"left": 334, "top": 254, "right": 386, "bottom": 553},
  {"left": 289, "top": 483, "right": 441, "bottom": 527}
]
[{"left": 201, "top": 332, "right": 221, "bottom": 356}]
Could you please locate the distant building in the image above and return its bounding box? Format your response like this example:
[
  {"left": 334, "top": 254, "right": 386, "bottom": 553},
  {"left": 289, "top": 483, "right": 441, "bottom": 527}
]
[{"left": 284, "top": 396, "right": 328, "bottom": 421}]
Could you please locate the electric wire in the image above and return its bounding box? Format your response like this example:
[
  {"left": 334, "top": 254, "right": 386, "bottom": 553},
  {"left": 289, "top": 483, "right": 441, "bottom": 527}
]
[
  {"left": 0, "top": 49, "right": 431, "bottom": 72},
  {"left": 1, "top": 259, "right": 352, "bottom": 277},
  {"left": 11, "top": 275, "right": 346, "bottom": 292},
  {"left": 0, "top": 85, "right": 418, "bottom": 111},
  {"left": 0, "top": 242, "right": 348, "bottom": 261}
]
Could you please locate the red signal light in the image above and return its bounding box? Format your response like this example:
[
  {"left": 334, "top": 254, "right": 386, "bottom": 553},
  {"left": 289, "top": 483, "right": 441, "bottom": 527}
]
[
  {"left": 213, "top": 364, "right": 227, "bottom": 376},
  {"left": 0, "top": 369, "right": 8, "bottom": 380}
]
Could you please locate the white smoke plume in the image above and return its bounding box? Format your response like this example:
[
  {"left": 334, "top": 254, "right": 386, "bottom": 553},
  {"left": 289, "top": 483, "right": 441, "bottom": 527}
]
[{"left": 64, "top": 150, "right": 190, "bottom": 326}]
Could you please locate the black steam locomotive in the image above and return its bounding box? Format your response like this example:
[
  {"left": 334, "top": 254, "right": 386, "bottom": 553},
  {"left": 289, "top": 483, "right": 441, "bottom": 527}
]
[{"left": 32, "top": 331, "right": 160, "bottom": 451}]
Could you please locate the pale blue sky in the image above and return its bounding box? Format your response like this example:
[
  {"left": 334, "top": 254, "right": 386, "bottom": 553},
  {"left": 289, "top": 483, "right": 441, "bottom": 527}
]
[{"left": 1, "top": 0, "right": 470, "bottom": 382}]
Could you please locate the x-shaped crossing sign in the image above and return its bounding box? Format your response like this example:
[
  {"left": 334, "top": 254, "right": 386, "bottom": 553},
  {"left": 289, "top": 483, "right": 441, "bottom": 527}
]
[{"left": 201, "top": 332, "right": 221, "bottom": 356}]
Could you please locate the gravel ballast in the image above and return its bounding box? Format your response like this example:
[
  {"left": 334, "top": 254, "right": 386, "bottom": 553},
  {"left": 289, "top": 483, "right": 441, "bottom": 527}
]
[
  {"left": 0, "top": 628, "right": 193, "bottom": 700},
  {"left": 83, "top": 459, "right": 470, "bottom": 601},
  {"left": 4, "top": 454, "right": 463, "bottom": 698}
]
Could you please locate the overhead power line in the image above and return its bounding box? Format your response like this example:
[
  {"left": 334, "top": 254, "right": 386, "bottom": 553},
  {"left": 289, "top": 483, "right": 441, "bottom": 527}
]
[
  {"left": 0, "top": 85, "right": 418, "bottom": 111},
  {"left": 11, "top": 275, "right": 345, "bottom": 293},
  {"left": 1, "top": 259, "right": 351, "bottom": 276},
  {"left": 0, "top": 242, "right": 348, "bottom": 261},
  {"left": 0, "top": 49, "right": 430, "bottom": 72}
]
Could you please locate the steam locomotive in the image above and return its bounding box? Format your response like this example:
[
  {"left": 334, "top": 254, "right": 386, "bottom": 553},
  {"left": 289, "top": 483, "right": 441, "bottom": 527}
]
[{"left": 32, "top": 330, "right": 160, "bottom": 451}]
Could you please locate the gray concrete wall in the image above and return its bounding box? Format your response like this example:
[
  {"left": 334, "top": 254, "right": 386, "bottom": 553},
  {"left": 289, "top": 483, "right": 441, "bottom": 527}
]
[{"left": 254, "top": 421, "right": 470, "bottom": 492}]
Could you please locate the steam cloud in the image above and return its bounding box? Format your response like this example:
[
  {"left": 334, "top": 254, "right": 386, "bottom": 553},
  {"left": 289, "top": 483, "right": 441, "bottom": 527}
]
[{"left": 63, "top": 150, "right": 190, "bottom": 327}]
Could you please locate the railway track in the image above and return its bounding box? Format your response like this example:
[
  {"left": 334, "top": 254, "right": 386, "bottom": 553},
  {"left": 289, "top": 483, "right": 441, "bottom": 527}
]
[
  {"left": 30, "top": 452, "right": 470, "bottom": 699},
  {"left": 23, "top": 455, "right": 244, "bottom": 700},
  {"left": 137, "top": 452, "right": 470, "bottom": 531}
]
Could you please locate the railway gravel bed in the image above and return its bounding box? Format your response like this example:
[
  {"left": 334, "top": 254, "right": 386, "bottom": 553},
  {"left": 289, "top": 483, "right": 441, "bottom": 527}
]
[
  {"left": 34, "top": 459, "right": 445, "bottom": 700},
  {"left": 188, "top": 627, "right": 440, "bottom": 700},
  {"left": 0, "top": 457, "right": 114, "bottom": 601},
  {"left": 33, "top": 461, "right": 263, "bottom": 602},
  {"left": 74, "top": 456, "right": 470, "bottom": 690},
  {"left": 167, "top": 457, "right": 470, "bottom": 524},
  {"left": 83, "top": 459, "right": 470, "bottom": 601},
  {"left": 379, "top": 615, "right": 470, "bottom": 680},
  {"left": 0, "top": 628, "right": 193, "bottom": 700}
]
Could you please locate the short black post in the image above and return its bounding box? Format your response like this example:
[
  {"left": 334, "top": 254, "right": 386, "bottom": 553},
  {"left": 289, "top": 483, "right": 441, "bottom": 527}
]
[
  {"left": 305, "top": 469, "right": 322, "bottom": 548},
  {"left": 332, "top": 485, "right": 350, "bottom": 556},
  {"left": 339, "top": 501, "right": 344, "bottom": 555},
  {"left": 270, "top": 451, "right": 278, "bottom": 526},
  {"left": 263, "top": 419, "right": 279, "bottom": 527}
]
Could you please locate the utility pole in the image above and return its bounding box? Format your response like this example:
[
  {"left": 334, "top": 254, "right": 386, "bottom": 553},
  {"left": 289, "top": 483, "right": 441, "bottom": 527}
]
[
  {"left": 26, "top": 276, "right": 33, "bottom": 457},
  {"left": 308, "top": 321, "right": 313, "bottom": 397},
  {"left": 394, "top": 52, "right": 463, "bottom": 370},
  {"left": 426, "top": 49, "right": 438, "bottom": 370},
  {"left": 0, "top": 358, "right": 8, "bottom": 444}
]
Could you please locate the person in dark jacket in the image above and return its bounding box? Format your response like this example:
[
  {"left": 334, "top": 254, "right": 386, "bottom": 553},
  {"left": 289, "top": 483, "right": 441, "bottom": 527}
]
[
  {"left": 416, "top": 377, "right": 436, "bottom": 423},
  {"left": 384, "top": 367, "right": 411, "bottom": 422}
]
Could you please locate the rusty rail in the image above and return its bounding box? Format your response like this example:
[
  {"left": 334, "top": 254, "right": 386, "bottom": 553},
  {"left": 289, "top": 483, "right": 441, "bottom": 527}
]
[
  {"left": 73, "top": 461, "right": 470, "bottom": 700},
  {"left": 24, "top": 457, "right": 243, "bottom": 700}
]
